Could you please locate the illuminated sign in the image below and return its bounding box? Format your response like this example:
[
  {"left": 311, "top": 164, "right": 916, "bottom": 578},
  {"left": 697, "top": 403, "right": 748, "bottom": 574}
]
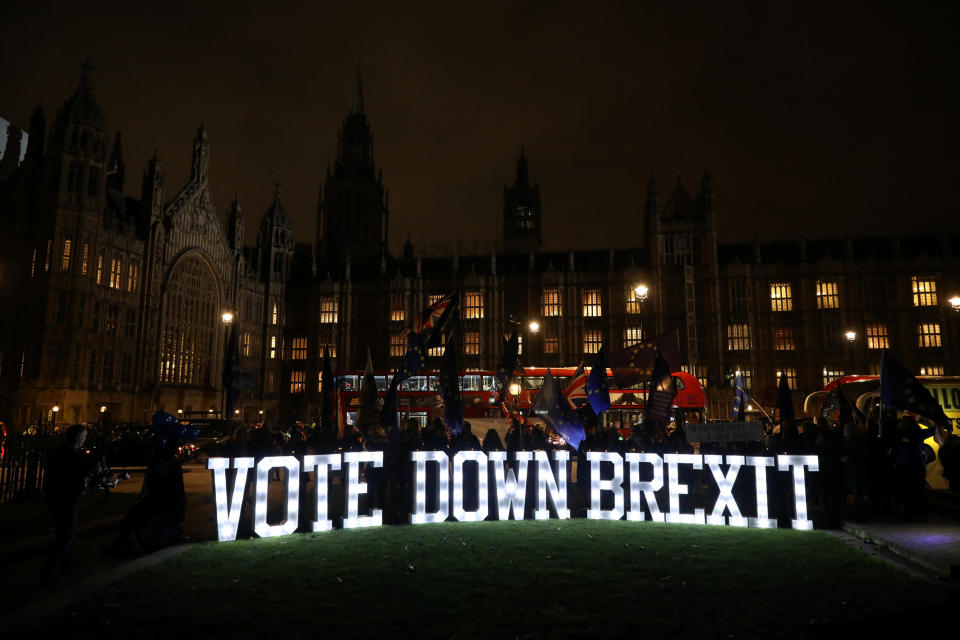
[{"left": 208, "top": 451, "right": 818, "bottom": 541}]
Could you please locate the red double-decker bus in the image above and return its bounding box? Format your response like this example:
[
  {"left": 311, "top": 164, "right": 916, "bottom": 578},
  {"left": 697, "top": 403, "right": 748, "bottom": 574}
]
[{"left": 335, "top": 367, "right": 706, "bottom": 435}]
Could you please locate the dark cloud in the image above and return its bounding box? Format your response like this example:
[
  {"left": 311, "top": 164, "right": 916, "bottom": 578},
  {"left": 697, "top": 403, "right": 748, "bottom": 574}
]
[{"left": 2, "top": 1, "right": 957, "bottom": 251}]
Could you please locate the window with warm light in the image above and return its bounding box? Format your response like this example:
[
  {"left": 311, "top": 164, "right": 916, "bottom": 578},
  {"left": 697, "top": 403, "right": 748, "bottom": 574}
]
[
  {"left": 428, "top": 293, "right": 444, "bottom": 305},
  {"left": 920, "top": 365, "right": 944, "bottom": 376},
  {"left": 272, "top": 302, "right": 279, "bottom": 325},
  {"left": 624, "top": 326, "right": 643, "bottom": 347},
  {"left": 291, "top": 337, "right": 307, "bottom": 360},
  {"left": 241, "top": 332, "right": 252, "bottom": 357},
  {"left": 822, "top": 368, "right": 844, "bottom": 387},
  {"left": 320, "top": 296, "right": 338, "bottom": 323},
  {"left": 542, "top": 288, "right": 562, "bottom": 317},
  {"left": 912, "top": 276, "right": 937, "bottom": 307},
  {"left": 773, "top": 327, "right": 795, "bottom": 351},
  {"left": 428, "top": 332, "right": 445, "bottom": 357},
  {"left": 865, "top": 324, "right": 889, "bottom": 349},
  {"left": 816, "top": 281, "right": 839, "bottom": 309},
  {"left": 626, "top": 288, "right": 646, "bottom": 315},
  {"left": 582, "top": 289, "right": 602, "bottom": 317},
  {"left": 682, "top": 364, "right": 708, "bottom": 389},
  {"left": 44, "top": 240, "right": 52, "bottom": 272},
  {"left": 390, "top": 293, "right": 405, "bottom": 322},
  {"left": 464, "top": 330, "right": 480, "bottom": 355},
  {"left": 544, "top": 327, "right": 558, "bottom": 354},
  {"left": 127, "top": 262, "right": 139, "bottom": 293},
  {"left": 390, "top": 333, "right": 405, "bottom": 357},
  {"left": 917, "top": 323, "right": 942, "bottom": 348},
  {"left": 109, "top": 258, "right": 122, "bottom": 289},
  {"left": 290, "top": 370, "right": 305, "bottom": 393},
  {"left": 96, "top": 254, "right": 103, "bottom": 285},
  {"left": 464, "top": 290, "right": 484, "bottom": 319},
  {"left": 727, "top": 324, "right": 751, "bottom": 351},
  {"left": 776, "top": 368, "right": 798, "bottom": 391},
  {"left": 61, "top": 238, "right": 72, "bottom": 272},
  {"left": 583, "top": 329, "right": 602, "bottom": 354},
  {"left": 770, "top": 282, "right": 792, "bottom": 311},
  {"left": 81, "top": 242, "right": 89, "bottom": 276},
  {"left": 269, "top": 335, "right": 278, "bottom": 359}
]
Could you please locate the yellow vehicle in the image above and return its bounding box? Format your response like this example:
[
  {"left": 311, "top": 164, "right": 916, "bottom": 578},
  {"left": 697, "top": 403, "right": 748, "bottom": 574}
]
[{"left": 806, "top": 375, "right": 960, "bottom": 489}]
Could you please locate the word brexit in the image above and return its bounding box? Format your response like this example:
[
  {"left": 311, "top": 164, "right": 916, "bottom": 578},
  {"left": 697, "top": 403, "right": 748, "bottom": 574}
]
[{"left": 207, "top": 451, "right": 819, "bottom": 542}]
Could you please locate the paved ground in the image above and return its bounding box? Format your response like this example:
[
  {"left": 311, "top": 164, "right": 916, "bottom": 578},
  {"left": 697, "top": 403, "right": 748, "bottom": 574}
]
[{"left": 3, "top": 464, "right": 958, "bottom": 621}]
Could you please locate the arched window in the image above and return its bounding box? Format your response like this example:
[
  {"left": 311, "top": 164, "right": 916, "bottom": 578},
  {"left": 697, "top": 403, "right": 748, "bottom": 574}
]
[{"left": 160, "top": 255, "right": 219, "bottom": 386}]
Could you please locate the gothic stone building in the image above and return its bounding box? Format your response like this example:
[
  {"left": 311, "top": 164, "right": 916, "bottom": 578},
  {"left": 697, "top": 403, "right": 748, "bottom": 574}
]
[{"left": 2, "top": 64, "right": 959, "bottom": 426}]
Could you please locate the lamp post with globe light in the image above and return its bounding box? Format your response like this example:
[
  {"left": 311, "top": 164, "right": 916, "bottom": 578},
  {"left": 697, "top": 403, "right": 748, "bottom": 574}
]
[{"left": 221, "top": 311, "right": 234, "bottom": 420}]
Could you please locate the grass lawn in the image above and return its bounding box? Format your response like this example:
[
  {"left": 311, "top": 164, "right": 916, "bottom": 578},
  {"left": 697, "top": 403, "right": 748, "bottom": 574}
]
[{"left": 36, "top": 520, "right": 954, "bottom": 638}]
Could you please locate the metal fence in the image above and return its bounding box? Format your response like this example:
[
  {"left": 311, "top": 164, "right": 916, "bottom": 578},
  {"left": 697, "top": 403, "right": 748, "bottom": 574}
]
[{"left": 0, "top": 426, "right": 60, "bottom": 504}]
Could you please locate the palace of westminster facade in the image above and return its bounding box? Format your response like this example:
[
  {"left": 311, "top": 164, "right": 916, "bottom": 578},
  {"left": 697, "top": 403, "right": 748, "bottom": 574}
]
[{"left": 1, "top": 64, "right": 958, "bottom": 426}]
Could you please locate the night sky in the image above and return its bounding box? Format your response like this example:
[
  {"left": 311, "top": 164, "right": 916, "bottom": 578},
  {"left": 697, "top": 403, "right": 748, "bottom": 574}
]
[{"left": 2, "top": 1, "right": 957, "bottom": 253}]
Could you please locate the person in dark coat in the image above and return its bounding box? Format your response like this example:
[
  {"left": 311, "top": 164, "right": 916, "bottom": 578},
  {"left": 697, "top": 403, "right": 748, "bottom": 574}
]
[{"left": 41, "top": 424, "right": 90, "bottom": 584}]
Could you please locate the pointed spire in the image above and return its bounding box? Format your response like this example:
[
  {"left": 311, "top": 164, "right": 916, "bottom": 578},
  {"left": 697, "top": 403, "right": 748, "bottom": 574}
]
[
  {"left": 351, "top": 58, "right": 365, "bottom": 115},
  {"left": 107, "top": 131, "right": 125, "bottom": 191},
  {"left": 80, "top": 58, "right": 93, "bottom": 87},
  {"left": 191, "top": 123, "right": 209, "bottom": 182}
]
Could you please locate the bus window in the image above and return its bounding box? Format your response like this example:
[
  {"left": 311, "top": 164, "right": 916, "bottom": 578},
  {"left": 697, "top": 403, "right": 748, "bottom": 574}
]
[
  {"left": 522, "top": 376, "right": 544, "bottom": 390},
  {"left": 339, "top": 375, "right": 359, "bottom": 391},
  {"left": 429, "top": 376, "right": 440, "bottom": 392},
  {"left": 672, "top": 376, "right": 685, "bottom": 390},
  {"left": 375, "top": 376, "right": 388, "bottom": 391},
  {"left": 556, "top": 376, "right": 569, "bottom": 389},
  {"left": 401, "top": 376, "right": 427, "bottom": 392},
  {"left": 462, "top": 375, "right": 481, "bottom": 391},
  {"left": 482, "top": 375, "right": 496, "bottom": 391}
]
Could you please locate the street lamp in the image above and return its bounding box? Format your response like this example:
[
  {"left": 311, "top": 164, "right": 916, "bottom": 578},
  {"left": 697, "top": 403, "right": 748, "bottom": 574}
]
[
  {"left": 52, "top": 405, "right": 60, "bottom": 431},
  {"left": 949, "top": 296, "right": 960, "bottom": 312},
  {"left": 845, "top": 330, "right": 857, "bottom": 342},
  {"left": 634, "top": 283, "right": 650, "bottom": 339},
  {"left": 528, "top": 320, "right": 540, "bottom": 333},
  {"left": 99, "top": 405, "right": 107, "bottom": 414},
  {"left": 221, "top": 311, "right": 234, "bottom": 324},
  {"left": 221, "top": 310, "right": 234, "bottom": 420}
]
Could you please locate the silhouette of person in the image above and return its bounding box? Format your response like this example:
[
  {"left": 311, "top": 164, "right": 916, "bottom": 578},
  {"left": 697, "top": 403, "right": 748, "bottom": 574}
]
[{"left": 40, "top": 424, "right": 89, "bottom": 584}]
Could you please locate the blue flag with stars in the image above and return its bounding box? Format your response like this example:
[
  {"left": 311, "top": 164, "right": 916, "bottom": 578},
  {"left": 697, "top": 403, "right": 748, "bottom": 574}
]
[
  {"left": 532, "top": 369, "right": 585, "bottom": 449},
  {"left": 730, "top": 370, "right": 750, "bottom": 421},
  {"left": 400, "top": 332, "right": 427, "bottom": 380},
  {"left": 880, "top": 349, "right": 950, "bottom": 426},
  {"left": 585, "top": 345, "right": 611, "bottom": 415}
]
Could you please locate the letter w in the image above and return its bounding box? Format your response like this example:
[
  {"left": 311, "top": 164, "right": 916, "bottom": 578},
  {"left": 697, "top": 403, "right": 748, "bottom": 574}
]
[{"left": 488, "top": 452, "right": 531, "bottom": 519}]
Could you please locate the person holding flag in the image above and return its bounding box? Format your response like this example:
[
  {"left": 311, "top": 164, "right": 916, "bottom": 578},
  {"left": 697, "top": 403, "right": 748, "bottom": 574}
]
[{"left": 730, "top": 370, "right": 750, "bottom": 422}]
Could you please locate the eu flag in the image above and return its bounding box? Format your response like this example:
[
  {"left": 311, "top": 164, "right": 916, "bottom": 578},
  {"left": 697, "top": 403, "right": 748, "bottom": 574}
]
[
  {"left": 730, "top": 370, "right": 750, "bottom": 421},
  {"left": 438, "top": 331, "right": 463, "bottom": 435},
  {"left": 532, "top": 369, "right": 585, "bottom": 449},
  {"left": 607, "top": 329, "right": 681, "bottom": 388},
  {"left": 585, "top": 346, "right": 611, "bottom": 415},
  {"left": 880, "top": 349, "right": 950, "bottom": 426},
  {"left": 400, "top": 332, "right": 427, "bottom": 380}
]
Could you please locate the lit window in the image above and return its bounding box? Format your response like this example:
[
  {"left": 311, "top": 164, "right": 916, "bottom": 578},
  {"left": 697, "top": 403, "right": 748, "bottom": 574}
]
[
  {"left": 542, "top": 288, "right": 562, "bottom": 317},
  {"left": 291, "top": 337, "right": 307, "bottom": 360},
  {"left": 624, "top": 326, "right": 643, "bottom": 347},
  {"left": 428, "top": 332, "right": 445, "bottom": 357},
  {"left": 544, "top": 327, "right": 558, "bottom": 354},
  {"left": 816, "top": 281, "right": 839, "bottom": 309},
  {"left": 920, "top": 365, "right": 944, "bottom": 376},
  {"left": 109, "top": 258, "right": 122, "bottom": 289},
  {"left": 464, "top": 290, "right": 484, "bottom": 319},
  {"left": 726, "top": 324, "right": 751, "bottom": 351},
  {"left": 270, "top": 335, "right": 278, "bottom": 359},
  {"left": 81, "top": 242, "right": 89, "bottom": 276},
  {"left": 464, "top": 330, "right": 480, "bottom": 355},
  {"left": 582, "top": 289, "right": 602, "bottom": 317},
  {"left": 390, "top": 293, "right": 405, "bottom": 322},
  {"left": 912, "top": 276, "right": 937, "bottom": 307},
  {"left": 626, "top": 288, "right": 647, "bottom": 315},
  {"left": 127, "top": 262, "right": 139, "bottom": 292},
  {"left": 61, "top": 239, "right": 72, "bottom": 272},
  {"left": 682, "top": 364, "right": 708, "bottom": 389},
  {"left": 822, "top": 368, "right": 844, "bottom": 387},
  {"left": 770, "top": 282, "right": 792, "bottom": 311},
  {"left": 428, "top": 293, "right": 443, "bottom": 305},
  {"left": 583, "top": 329, "right": 602, "bottom": 354},
  {"left": 272, "top": 302, "right": 279, "bottom": 325},
  {"left": 775, "top": 368, "right": 798, "bottom": 391},
  {"left": 517, "top": 335, "right": 523, "bottom": 356},
  {"left": 96, "top": 254, "right": 103, "bottom": 285},
  {"left": 773, "top": 327, "right": 795, "bottom": 351},
  {"left": 320, "top": 296, "right": 338, "bottom": 323},
  {"left": 290, "top": 370, "right": 305, "bottom": 393},
  {"left": 917, "top": 323, "right": 942, "bottom": 348},
  {"left": 865, "top": 324, "right": 889, "bottom": 350},
  {"left": 30, "top": 249, "right": 37, "bottom": 277},
  {"left": 44, "top": 240, "right": 52, "bottom": 272},
  {"left": 241, "top": 332, "right": 252, "bottom": 357},
  {"left": 320, "top": 342, "right": 337, "bottom": 358},
  {"left": 390, "top": 333, "right": 405, "bottom": 357}
]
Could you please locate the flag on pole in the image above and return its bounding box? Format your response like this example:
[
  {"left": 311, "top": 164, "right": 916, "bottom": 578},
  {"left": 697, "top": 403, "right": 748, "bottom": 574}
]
[
  {"left": 380, "top": 373, "right": 401, "bottom": 433},
  {"left": 401, "top": 291, "right": 459, "bottom": 349},
  {"left": 532, "top": 369, "right": 585, "bottom": 449},
  {"left": 606, "top": 328, "right": 681, "bottom": 388},
  {"left": 775, "top": 371, "right": 795, "bottom": 424},
  {"left": 495, "top": 329, "right": 520, "bottom": 406},
  {"left": 438, "top": 330, "right": 463, "bottom": 435},
  {"left": 644, "top": 350, "right": 677, "bottom": 427},
  {"left": 585, "top": 346, "right": 612, "bottom": 415},
  {"left": 730, "top": 370, "right": 750, "bottom": 421},
  {"left": 356, "top": 348, "right": 381, "bottom": 435},
  {"left": 223, "top": 323, "right": 239, "bottom": 421},
  {"left": 399, "top": 332, "right": 427, "bottom": 380},
  {"left": 319, "top": 347, "right": 336, "bottom": 431},
  {"left": 880, "top": 349, "right": 950, "bottom": 427},
  {"left": 564, "top": 361, "right": 588, "bottom": 410}
]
